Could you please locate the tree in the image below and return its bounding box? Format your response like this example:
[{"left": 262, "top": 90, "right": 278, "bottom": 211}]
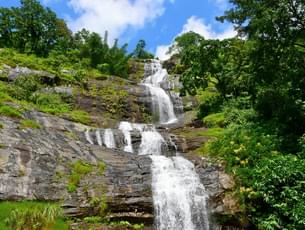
[
  {"left": 0, "top": 0, "right": 72, "bottom": 56},
  {"left": 219, "top": 0, "right": 305, "bottom": 150},
  {"left": 132, "top": 39, "right": 154, "bottom": 59}
]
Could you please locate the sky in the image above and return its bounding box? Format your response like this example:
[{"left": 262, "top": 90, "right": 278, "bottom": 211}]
[{"left": 0, "top": 0, "right": 236, "bottom": 60}]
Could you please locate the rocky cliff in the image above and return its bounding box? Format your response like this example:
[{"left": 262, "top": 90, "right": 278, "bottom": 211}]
[{"left": 0, "top": 61, "right": 242, "bottom": 229}]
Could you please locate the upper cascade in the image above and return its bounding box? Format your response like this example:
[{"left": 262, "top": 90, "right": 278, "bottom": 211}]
[{"left": 142, "top": 60, "right": 178, "bottom": 125}]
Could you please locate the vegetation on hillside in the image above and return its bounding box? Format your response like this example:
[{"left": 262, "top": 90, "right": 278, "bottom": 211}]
[{"left": 171, "top": 0, "right": 305, "bottom": 228}]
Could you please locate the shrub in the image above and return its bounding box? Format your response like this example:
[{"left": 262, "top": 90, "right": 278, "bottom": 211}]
[
  {"left": 208, "top": 123, "right": 279, "bottom": 171},
  {"left": 203, "top": 112, "right": 225, "bottom": 128},
  {"left": 69, "top": 110, "right": 91, "bottom": 125},
  {"left": 0, "top": 105, "right": 22, "bottom": 118},
  {"left": 197, "top": 89, "right": 223, "bottom": 119},
  {"left": 250, "top": 155, "right": 305, "bottom": 229},
  {"left": 30, "top": 93, "right": 70, "bottom": 115},
  {"left": 9, "top": 75, "right": 42, "bottom": 101}
]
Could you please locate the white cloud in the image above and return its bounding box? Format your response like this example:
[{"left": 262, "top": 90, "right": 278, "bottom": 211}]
[
  {"left": 181, "top": 16, "right": 236, "bottom": 40},
  {"left": 156, "top": 45, "right": 171, "bottom": 61},
  {"left": 67, "top": 0, "right": 170, "bottom": 43},
  {"left": 156, "top": 16, "right": 237, "bottom": 60}
]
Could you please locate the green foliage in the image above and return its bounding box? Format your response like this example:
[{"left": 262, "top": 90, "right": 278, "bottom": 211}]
[
  {"left": 0, "top": 201, "right": 67, "bottom": 230},
  {"left": 20, "top": 119, "right": 41, "bottom": 129},
  {"left": 98, "top": 161, "right": 106, "bottom": 175},
  {"left": 0, "top": 105, "right": 22, "bottom": 118},
  {"left": 30, "top": 92, "right": 70, "bottom": 115},
  {"left": 208, "top": 123, "right": 279, "bottom": 170},
  {"left": 132, "top": 39, "right": 154, "bottom": 59},
  {"left": 196, "top": 88, "right": 223, "bottom": 119},
  {"left": 83, "top": 216, "right": 103, "bottom": 224},
  {"left": 203, "top": 113, "right": 225, "bottom": 128},
  {"left": 67, "top": 160, "right": 93, "bottom": 193},
  {"left": 76, "top": 30, "right": 130, "bottom": 78},
  {"left": 69, "top": 110, "right": 91, "bottom": 125},
  {"left": 0, "top": 0, "right": 72, "bottom": 56},
  {"left": 250, "top": 155, "right": 305, "bottom": 229},
  {"left": 9, "top": 75, "right": 42, "bottom": 101}
]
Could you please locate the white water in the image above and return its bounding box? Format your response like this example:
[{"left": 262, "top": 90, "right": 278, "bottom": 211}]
[
  {"left": 138, "top": 128, "right": 165, "bottom": 156},
  {"left": 119, "top": 121, "right": 134, "bottom": 153},
  {"left": 85, "top": 130, "right": 94, "bottom": 145},
  {"left": 96, "top": 130, "right": 103, "bottom": 146},
  {"left": 103, "top": 129, "right": 116, "bottom": 149},
  {"left": 150, "top": 156, "right": 210, "bottom": 230},
  {"left": 142, "top": 60, "right": 177, "bottom": 124}
]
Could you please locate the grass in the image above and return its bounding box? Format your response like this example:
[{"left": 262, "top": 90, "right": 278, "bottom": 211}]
[
  {"left": 67, "top": 160, "right": 93, "bottom": 193},
  {"left": 179, "top": 127, "right": 224, "bottom": 139},
  {"left": 69, "top": 110, "right": 92, "bottom": 125},
  {"left": 0, "top": 105, "right": 22, "bottom": 118},
  {"left": 0, "top": 201, "right": 68, "bottom": 230},
  {"left": 20, "top": 119, "right": 41, "bottom": 129}
]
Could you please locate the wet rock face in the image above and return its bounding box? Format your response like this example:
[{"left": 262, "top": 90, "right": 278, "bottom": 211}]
[{"left": 0, "top": 111, "right": 153, "bottom": 223}]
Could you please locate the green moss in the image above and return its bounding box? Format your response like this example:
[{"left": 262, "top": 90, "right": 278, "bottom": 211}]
[
  {"left": 67, "top": 160, "right": 93, "bottom": 193},
  {"left": 0, "top": 201, "right": 68, "bottom": 230},
  {"left": 64, "top": 131, "right": 79, "bottom": 140},
  {"left": 0, "top": 122, "right": 3, "bottom": 129},
  {"left": 20, "top": 119, "right": 41, "bottom": 129},
  {"left": 69, "top": 110, "right": 92, "bottom": 125},
  {"left": 0, "top": 105, "right": 22, "bottom": 118},
  {"left": 203, "top": 112, "right": 225, "bottom": 128},
  {"left": 98, "top": 161, "right": 106, "bottom": 175}
]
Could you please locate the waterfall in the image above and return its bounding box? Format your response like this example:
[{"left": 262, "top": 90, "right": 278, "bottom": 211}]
[
  {"left": 85, "top": 129, "right": 94, "bottom": 145},
  {"left": 142, "top": 60, "right": 177, "bottom": 124},
  {"left": 119, "top": 121, "right": 134, "bottom": 153},
  {"left": 96, "top": 130, "right": 103, "bottom": 146},
  {"left": 138, "top": 128, "right": 165, "bottom": 156},
  {"left": 103, "top": 129, "right": 116, "bottom": 149},
  {"left": 150, "top": 156, "right": 210, "bottom": 230},
  {"left": 84, "top": 59, "right": 210, "bottom": 229}
]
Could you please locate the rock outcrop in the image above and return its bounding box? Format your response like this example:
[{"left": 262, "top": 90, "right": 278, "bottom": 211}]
[{"left": 0, "top": 111, "right": 153, "bottom": 224}]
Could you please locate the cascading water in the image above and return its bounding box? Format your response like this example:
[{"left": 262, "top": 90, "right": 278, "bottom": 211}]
[
  {"left": 103, "top": 129, "right": 116, "bottom": 149},
  {"left": 85, "top": 129, "right": 94, "bottom": 145},
  {"left": 142, "top": 60, "right": 177, "bottom": 124},
  {"left": 96, "top": 130, "right": 103, "bottom": 146},
  {"left": 150, "top": 156, "right": 210, "bottom": 230},
  {"left": 119, "top": 121, "right": 134, "bottom": 153},
  {"left": 84, "top": 59, "right": 210, "bottom": 229}
]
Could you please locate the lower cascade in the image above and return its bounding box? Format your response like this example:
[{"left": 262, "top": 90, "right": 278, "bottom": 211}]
[
  {"left": 150, "top": 156, "right": 210, "bottom": 230},
  {"left": 85, "top": 60, "right": 210, "bottom": 229}
]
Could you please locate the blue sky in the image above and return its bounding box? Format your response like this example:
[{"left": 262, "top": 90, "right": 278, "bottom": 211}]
[{"left": 0, "top": 0, "right": 235, "bottom": 59}]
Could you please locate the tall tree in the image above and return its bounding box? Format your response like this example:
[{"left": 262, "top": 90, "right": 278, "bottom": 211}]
[{"left": 132, "top": 39, "right": 154, "bottom": 59}]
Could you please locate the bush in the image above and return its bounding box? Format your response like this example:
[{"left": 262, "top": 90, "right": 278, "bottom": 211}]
[
  {"left": 69, "top": 110, "right": 91, "bottom": 125},
  {"left": 203, "top": 112, "right": 225, "bottom": 128},
  {"left": 0, "top": 105, "right": 22, "bottom": 118},
  {"left": 9, "top": 75, "right": 42, "bottom": 101},
  {"left": 30, "top": 93, "right": 70, "bottom": 115},
  {"left": 251, "top": 155, "right": 305, "bottom": 229},
  {"left": 208, "top": 123, "right": 279, "bottom": 171},
  {"left": 197, "top": 89, "right": 223, "bottom": 119}
]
